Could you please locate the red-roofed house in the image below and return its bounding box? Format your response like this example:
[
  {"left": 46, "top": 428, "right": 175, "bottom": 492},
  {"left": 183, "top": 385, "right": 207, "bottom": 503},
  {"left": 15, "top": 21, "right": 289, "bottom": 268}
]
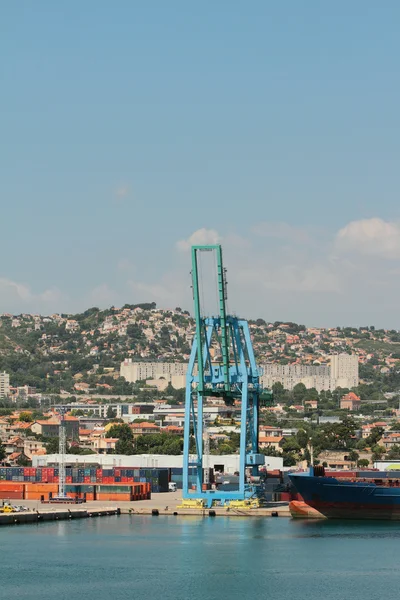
[
  {"left": 130, "top": 422, "right": 160, "bottom": 437},
  {"left": 340, "top": 392, "right": 361, "bottom": 411},
  {"left": 162, "top": 425, "right": 183, "bottom": 435},
  {"left": 259, "top": 436, "right": 283, "bottom": 453},
  {"left": 305, "top": 400, "right": 318, "bottom": 410},
  {"left": 92, "top": 438, "right": 118, "bottom": 454},
  {"left": 382, "top": 433, "right": 400, "bottom": 450}
]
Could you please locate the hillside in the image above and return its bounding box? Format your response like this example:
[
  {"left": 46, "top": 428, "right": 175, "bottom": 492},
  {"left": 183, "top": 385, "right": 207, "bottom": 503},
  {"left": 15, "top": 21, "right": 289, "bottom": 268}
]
[{"left": 0, "top": 306, "right": 400, "bottom": 396}]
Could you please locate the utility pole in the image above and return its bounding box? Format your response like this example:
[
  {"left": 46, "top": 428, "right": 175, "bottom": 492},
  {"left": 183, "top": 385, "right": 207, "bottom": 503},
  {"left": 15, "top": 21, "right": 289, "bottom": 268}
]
[
  {"left": 57, "top": 408, "right": 67, "bottom": 499},
  {"left": 204, "top": 426, "right": 210, "bottom": 486}
]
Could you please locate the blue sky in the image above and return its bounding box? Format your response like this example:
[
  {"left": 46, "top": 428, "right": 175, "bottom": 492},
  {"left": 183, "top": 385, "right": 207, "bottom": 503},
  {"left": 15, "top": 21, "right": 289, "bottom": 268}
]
[{"left": 2, "top": 2, "right": 400, "bottom": 327}]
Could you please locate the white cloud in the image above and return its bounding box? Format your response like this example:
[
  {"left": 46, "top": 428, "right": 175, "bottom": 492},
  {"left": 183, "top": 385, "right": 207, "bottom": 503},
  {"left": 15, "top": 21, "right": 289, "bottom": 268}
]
[
  {"left": 0, "top": 278, "right": 64, "bottom": 313},
  {"left": 252, "top": 221, "right": 311, "bottom": 244},
  {"left": 5, "top": 217, "right": 400, "bottom": 326},
  {"left": 39, "top": 288, "right": 63, "bottom": 303},
  {"left": 176, "top": 228, "right": 221, "bottom": 252},
  {"left": 88, "top": 284, "right": 120, "bottom": 307},
  {"left": 117, "top": 258, "right": 136, "bottom": 273},
  {"left": 0, "top": 278, "right": 32, "bottom": 301},
  {"left": 336, "top": 218, "right": 400, "bottom": 259},
  {"left": 114, "top": 184, "right": 130, "bottom": 202},
  {"left": 128, "top": 272, "right": 191, "bottom": 309}
]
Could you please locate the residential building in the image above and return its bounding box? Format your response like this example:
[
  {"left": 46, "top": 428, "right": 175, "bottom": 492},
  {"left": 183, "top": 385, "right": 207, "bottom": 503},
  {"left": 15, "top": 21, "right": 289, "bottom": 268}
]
[
  {"left": 16, "top": 385, "right": 36, "bottom": 398},
  {"left": 330, "top": 353, "right": 359, "bottom": 388},
  {"left": 340, "top": 392, "right": 361, "bottom": 411},
  {"left": 259, "top": 435, "right": 283, "bottom": 452},
  {"left": 24, "top": 439, "right": 46, "bottom": 459},
  {"left": 91, "top": 437, "right": 118, "bottom": 454},
  {"left": 305, "top": 400, "right": 318, "bottom": 410},
  {"left": 381, "top": 433, "right": 400, "bottom": 450},
  {"left": 5, "top": 436, "right": 24, "bottom": 456},
  {"left": 260, "top": 353, "right": 359, "bottom": 391},
  {"left": 31, "top": 416, "right": 79, "bottom": 440},
  {"left": 361, "top": 422, "right": 387, "bottom": 439},
  {"left": 0, "top": 372, "right": 10, "bottom": 398},
  {"left": 120, "top": 359, "right": 187, "bottom": 384},
  {"left": 130, "top": 422, "right": 160, "bottom": 437}
]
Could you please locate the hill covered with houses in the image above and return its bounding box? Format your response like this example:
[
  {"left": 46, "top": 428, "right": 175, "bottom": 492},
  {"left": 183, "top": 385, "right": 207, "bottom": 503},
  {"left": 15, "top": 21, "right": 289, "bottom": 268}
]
[{"left": 0, "top": 304, "right": 399, "bottom": 400}]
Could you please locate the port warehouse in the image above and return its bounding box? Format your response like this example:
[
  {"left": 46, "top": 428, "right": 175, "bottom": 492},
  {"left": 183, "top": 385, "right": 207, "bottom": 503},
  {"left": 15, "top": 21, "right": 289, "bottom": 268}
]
[{"left": 35, "top": 453, "right": 283, "bottom": 473}]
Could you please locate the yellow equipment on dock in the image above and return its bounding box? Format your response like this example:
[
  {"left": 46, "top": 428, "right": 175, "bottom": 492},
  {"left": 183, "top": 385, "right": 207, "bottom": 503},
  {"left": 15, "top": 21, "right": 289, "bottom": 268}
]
[
  {"left": 0, "top": 505, "right": 15, "bottom": 513},
  {"left": 228, "top": 499, "right": 260, "bottom": 509},
  {"left": 177, "top": 499, "right": 206, "bottom": 509}
]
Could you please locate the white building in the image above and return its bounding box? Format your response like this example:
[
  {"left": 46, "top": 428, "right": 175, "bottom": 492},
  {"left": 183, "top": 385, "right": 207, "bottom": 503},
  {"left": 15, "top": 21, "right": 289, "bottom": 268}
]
[
  {"left": 330, "top": 353, "right": 359, "bottom": 388},
  {"left": 34, "top": 453, "right": 283, "bottom": 473},
  {"left": 260, "top": 353, "right": 359, "bottom": 392},
  {"left": 120, "top": 359, "right": 187, "bottom": 385},
  {"left": 0, "top": 372, "right": 10, "bottom": 398}
]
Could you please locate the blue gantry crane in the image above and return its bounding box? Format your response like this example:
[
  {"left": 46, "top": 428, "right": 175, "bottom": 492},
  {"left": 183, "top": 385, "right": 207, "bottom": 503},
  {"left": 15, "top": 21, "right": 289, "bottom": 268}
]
[{"left": 182, "top": 244, "right": 269, "bottom": 507}]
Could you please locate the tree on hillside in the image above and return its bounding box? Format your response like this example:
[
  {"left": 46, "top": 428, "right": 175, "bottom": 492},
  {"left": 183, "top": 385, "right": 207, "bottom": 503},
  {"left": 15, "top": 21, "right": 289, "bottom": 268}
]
[
  {"left": 296, "top": 429, "right": 309, "bottom": 449},
  {"left": 386, "top": 445, "right": 400, "bottom": 460},
  {"left": 358, "top": 458, "right": 369, "bottom": 468},
  {"left": 115, "top": 438, "right": 135, "bottom": 455},
  {"left": 0, "top": 441, "right": 6, "bottom": 462},
  {"left": 19, "top": 412, "right": 33, "bottom": 423},
  {"left": 293, "top": 383, "right": 307, "bottom": 403},
  {"left": 134, "top": 433, "right": 183, "bottom": 455},
  {"left": 356, "top": 438, "right": 367, "bottom": 450},
  {"left": 45, "top": 437, "right": 61, "bottom": 454},
  {"left": 347, "top": 450, "right": 359, "bottom": 462},
  {"left": 16, "top": 454, "right": 31, "bottom": 466},
  {"left": 106, "top": 406, "right": 117, "bottom": 419},
  {"left": 281, "top": 436, "right": 300, "bottom": 453},
  {"left": 366, "top": 427, "right": 384, "bottom": 446},
  {"left": 371, "top": 444, "right": 386, "bottom": 462},
  {"left": 106, "top": 423, "right": 133, "bottom": 441},
  {"left": 271, "top": 382, "right": 285, "bottom": 402}
]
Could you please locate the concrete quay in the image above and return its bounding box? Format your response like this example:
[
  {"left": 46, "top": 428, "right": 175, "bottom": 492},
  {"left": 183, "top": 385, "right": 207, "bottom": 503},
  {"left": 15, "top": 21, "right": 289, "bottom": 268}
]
[
  {"left": 0, "top": 492, "right": 290, "bottom": 524},
  {"left": 0, "top": 506, "right": 120, "bottom": 526}
]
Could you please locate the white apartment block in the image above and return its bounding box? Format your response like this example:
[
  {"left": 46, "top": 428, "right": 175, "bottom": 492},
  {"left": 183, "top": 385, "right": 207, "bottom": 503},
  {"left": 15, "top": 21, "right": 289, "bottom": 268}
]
[
  {"left": 260, "top": 354, "right": 358, "bottom": 392},
  {"left": 330, "top": 353, "right": 359, "bottom": 388},
  {"left": 0, "top": 372, "right": 10, "bottom": 398},
  {"left": 120, "top": 359, "right": 187, "bottom": 383}
]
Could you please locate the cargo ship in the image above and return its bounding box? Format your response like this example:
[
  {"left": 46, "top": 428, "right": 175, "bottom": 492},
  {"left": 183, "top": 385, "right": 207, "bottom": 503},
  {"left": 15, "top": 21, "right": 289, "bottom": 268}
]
[{"left": 289, "top": 466, "right": 400, "bottom": 520}]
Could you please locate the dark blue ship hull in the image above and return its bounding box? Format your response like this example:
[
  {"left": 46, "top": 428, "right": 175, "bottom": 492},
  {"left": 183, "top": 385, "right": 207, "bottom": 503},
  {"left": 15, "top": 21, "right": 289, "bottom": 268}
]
[{"left": 289, "top": 472, "right": 400, "bottom": 520}]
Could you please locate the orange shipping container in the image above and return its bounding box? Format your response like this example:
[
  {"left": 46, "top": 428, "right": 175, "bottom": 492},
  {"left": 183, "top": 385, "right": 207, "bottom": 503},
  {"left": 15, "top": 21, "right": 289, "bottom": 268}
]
[
  {"left": 25, "top": 492, "right": 47, "bottom": 500},
  {"left": 97, "top": 493, "right": 132, "bottom": 502},
  {"left": 25, "top": 484, "right": 58, "bottom": 493},
  {"left": 0, "top": 483, "right": 25, "bottom": 492}
]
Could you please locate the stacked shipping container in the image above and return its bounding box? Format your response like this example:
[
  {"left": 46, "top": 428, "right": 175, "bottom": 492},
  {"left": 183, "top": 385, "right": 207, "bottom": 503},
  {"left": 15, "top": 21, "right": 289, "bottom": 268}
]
[
  {"left": 0, "top": 466, "right": 170, "bottom": 501},
  {"left": 0, "top": 467, "right": 169, "bottom": 490}
]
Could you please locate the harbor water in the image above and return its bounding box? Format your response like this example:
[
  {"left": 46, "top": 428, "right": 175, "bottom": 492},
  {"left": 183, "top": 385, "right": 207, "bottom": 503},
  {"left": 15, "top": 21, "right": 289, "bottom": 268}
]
[{"left": 3, "top": 515, "right": 400, "bottom": 599}]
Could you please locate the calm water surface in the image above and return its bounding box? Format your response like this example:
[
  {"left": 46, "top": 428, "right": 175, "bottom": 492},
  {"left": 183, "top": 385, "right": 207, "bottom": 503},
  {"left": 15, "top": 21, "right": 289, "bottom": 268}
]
[{"left": 2, "top": 515, "right": 400, "bottom": 599}]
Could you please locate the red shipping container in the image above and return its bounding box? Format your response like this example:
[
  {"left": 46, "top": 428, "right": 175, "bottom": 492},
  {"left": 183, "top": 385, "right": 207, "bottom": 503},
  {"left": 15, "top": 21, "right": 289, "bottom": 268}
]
[
  {"left": 66, "top": 477, "right": 72, "bottom": 483},
  {"left": 24, "top": 468, "right": 30, "bottom": 476},
  {"left": 84, "top": 476, "right": 90, "bottom": 483},
  {"left": 0, "top": 491, "right": 24, "bottom": 499}
]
